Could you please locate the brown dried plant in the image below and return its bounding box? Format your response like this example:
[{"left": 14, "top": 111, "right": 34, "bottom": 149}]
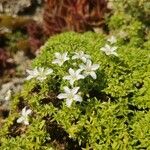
[{"left": 43, "top": 0, "right": 108, "bottom": 36}]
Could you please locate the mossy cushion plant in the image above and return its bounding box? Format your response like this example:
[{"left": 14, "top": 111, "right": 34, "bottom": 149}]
[{"left": 0, "top": 31, "right": 150, "bottom": 150}]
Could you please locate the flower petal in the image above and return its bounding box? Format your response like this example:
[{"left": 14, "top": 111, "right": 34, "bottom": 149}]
[
  {"left": 81, "top": 57, "right": 87, "bottom": 63},
  {"left": 69, "top": 79, "right": 75, "bottom": 86},
  {"left": 112, "top": 52, "right": 118, "bottom": 56},
  {"left": 76, "top": 69, "right": 82, "bottom": 75},
  {"left": 72, "top": 87, "right": 79, "bottom": 95},
  {"left": 79, "top": 64, "right": 85, "bottom": 70},
  {"left": 26, "top": 75, "right": 34, "bottom": 80},
  {"left": 78, "top": 74, "right": 85, "bottom": 79},
  {"left": 69, "top": 68, "right": 74, "bottom": 76},
  {"left": 74, "top": 95, "right": 82, "bottom": 102},
  {"left": 37, "top": 76, "right": 46, "bottom": 81},
  {"left": 100, "top": 47, "right": 106, "bottom": 52},
  {"left": 45, "top": 69, "right": 53, "bottom": 75},
  {"left": 57, "top": 93, "right": 67, "bottom": 99},
  {"left": 63, "top": 75, "right": 71, "bottom": 80},
  {"left": 17, "top": 117, "right": 24, "bottom": 123},
  {"left": 26, "top": 109, "right": 32, "bottom": 115},
  {"left": 52, "top": 59, "right": 60, "bottom": 64},
  {"left": 92, "top": 64, "right": 99, "bottom": 70},
  {"left": 22, "top": 107, "right": 27, "bottom": 116},
  {"left": 105, "top": 44, "right": 111, "bottom": 49},
  {"left": 24, "top": 120, "right": 29, "bottom": 125},
  {"left": 112, "top": 46, "right": 117, "bottom": 52},
  {"left": 87, "top": 60, "right": 92, "bottom": 67},
  {"left": 64, "top": 86, "right": 71, "bottom": 93},
  {"left": 90, "top": 72, "right": 97, "bottom": 79},
  {"left": 66, "top": 99, "right": 73, "bottom": 107}
]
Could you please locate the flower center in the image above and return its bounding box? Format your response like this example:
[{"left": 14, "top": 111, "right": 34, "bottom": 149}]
[{"left": 68, "top": 93, "right": 74, "bottom": 99}]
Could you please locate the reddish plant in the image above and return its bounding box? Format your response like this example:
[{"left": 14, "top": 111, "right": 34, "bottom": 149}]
[
  {"left": 0, "top": 48, "right": 9, "bottom": 68},
  {"left": 43, "top": 0, "right": 108, "bottom": 36},
  {"left": 25, "top": 21, "right": 44, "bottom": 54}
]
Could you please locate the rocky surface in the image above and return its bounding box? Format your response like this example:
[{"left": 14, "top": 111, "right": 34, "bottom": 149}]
[{"left": 0, "top": 0, "right": 43, "bottom": 15}]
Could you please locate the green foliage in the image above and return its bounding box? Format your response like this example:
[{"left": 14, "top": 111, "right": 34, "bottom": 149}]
[
  {"left": 109, "top": 0, "right": 150, "bottom": 25},
  {"left": 0, "top": 30, "right": 150, "bottom": 149},
  {"left": 107, "top": 0, "right": 150, "bottom": 48}
]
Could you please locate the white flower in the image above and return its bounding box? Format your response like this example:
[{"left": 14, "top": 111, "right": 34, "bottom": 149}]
[
  {"left": 100, "top": 44, "right": 118, "bottom": 56},
  {"left": 26, "top": 67, "right": 39, "bottom": 80},
  {"left": 26, "top": 67, "right": 53, "bottom": 81},
  {"left": 52, "top": 52, "right": 69, "bottom": 66},
  {"left": 17, "top": 107, "right": 32, "bottom": 125},
  {"left": 63, "top": 68, "right": 85, "bottom": 86},
  {"left": 107, "top": 36, "right": 117, "bottom": 44},
  {"left": 57, "top": 86, "right": 82, "bottom": 107},
  {"left": 72, "top": 51, "right": 91, "bottom": 63},
  {"left": 36, "top": 68, "right": 53, "bottom": 81},
  {"left": 79, "top": 60, "right": 99, "bottom": 79},
  {"left": 5, "top": 90, "right": 11, "bottom": 101}
]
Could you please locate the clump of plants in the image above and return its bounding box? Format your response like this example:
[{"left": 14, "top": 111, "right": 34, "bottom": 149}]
[
  {"left": 107, "top": 0, "right": 150, "bottom": 48},
  {"left": 0, "top": 30, "right": 150, "bottom": 149},
  {"left": 1, "top": 0, "right": 150, "bottom": 149}
]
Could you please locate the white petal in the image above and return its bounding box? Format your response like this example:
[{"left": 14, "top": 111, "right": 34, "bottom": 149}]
[
  {"left": 112, "top": 52, "right": 118, "bottom": 56},
  {"left": 72, "top": 87, "right": 80, "bottom": 95},
  {"left": 77, "top": 74, "right": 85, "bottom": 80},
  {"left": 26, "top": 69, "right": 33, "bottom": 74},
  {"left": 63, "top": 52, "right": 69, "bottom": 61},
  {"left": 63, "top": 52, "right": 68, "bottom": 57},
  {"left": 70, "top": 79, "right": 75, "bottom": 86},
  {"left": 90, "top": 72, "right": 97, "bottom": 79},
  {"left": 79, "top": 64, "right": 85, "bottom": 70},
  {"left": 66, "top": 99, "right": 73, "bottom": 107},
  {"left": 5, "top": 90, "right": 11, "bottom": 101},
  {"left": 74, "top": 95, "right": 82, "bottom": 102},
  {"left": 81, "top": 57, "right": 87, "bottom": 63},
  {"left": 69, "top": 68, "right": 75, "bottom": 76},
  {"left": 100, "top": 47, "right": 106, "bottom": 52},
  {"left": 37, "top": 76, "right": 46, "bottom": 81},
  {"left": 52, "top": 59, "right": 60, "bottom": 64},
  {"left": 57, "top": 93, "right": 68, "bottom": 99},
  {"left": 24, "top": 120, "right": 29, "bottom": 125},
  {"left": 76, "top": 69, "right": 82, "bottom": 75},
  {"left": 22, "top": 107, "right": 27, "bottom": 116},
  {"left": 45, "top": 69, "right": 53, "bottom": 75},
  {"left": 58, "top": 62, "right": 64, "bottom": 66},
  {"left": 105, "top": 44, "right": 111, "bottom": 49},
  {"left": 17, "top": 117, "right": 24, "bottom": 123},
  {"left": 107, "top": 36, "right": 117, "bottom": 44},
  {"left": 26, "top": 109, "right": 32, "bottom": 115},
  {"left": 63, "top": 75, "right": 72, "bottom": 80},
  {"left": 26, "top": 75, "right": 34, "bottom": 80},
  {"left": 83, "top": 71, "right": 89, "bottom": 77},
  {"left": 38, "top": 67, "right": 44, "bottom": 73},
  {"left": 87, "top": 60, "right": 92, "bottom": 67},
  {"left": 112, "top": 46, "right": 117, "bottom": 52},
  {"left": 92, "top": 64, "right": 99, "bottom": 70},
  {"left": 64, "top": 86, "right": 71, "bottom": 93}
]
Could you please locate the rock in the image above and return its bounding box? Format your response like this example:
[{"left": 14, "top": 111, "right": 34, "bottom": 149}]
[
  {"left": 0, "top": 78, "right": 25, "bottom": 102},
  {"left": 0, "top": 0, "right": 43, "bottom": 15}
]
